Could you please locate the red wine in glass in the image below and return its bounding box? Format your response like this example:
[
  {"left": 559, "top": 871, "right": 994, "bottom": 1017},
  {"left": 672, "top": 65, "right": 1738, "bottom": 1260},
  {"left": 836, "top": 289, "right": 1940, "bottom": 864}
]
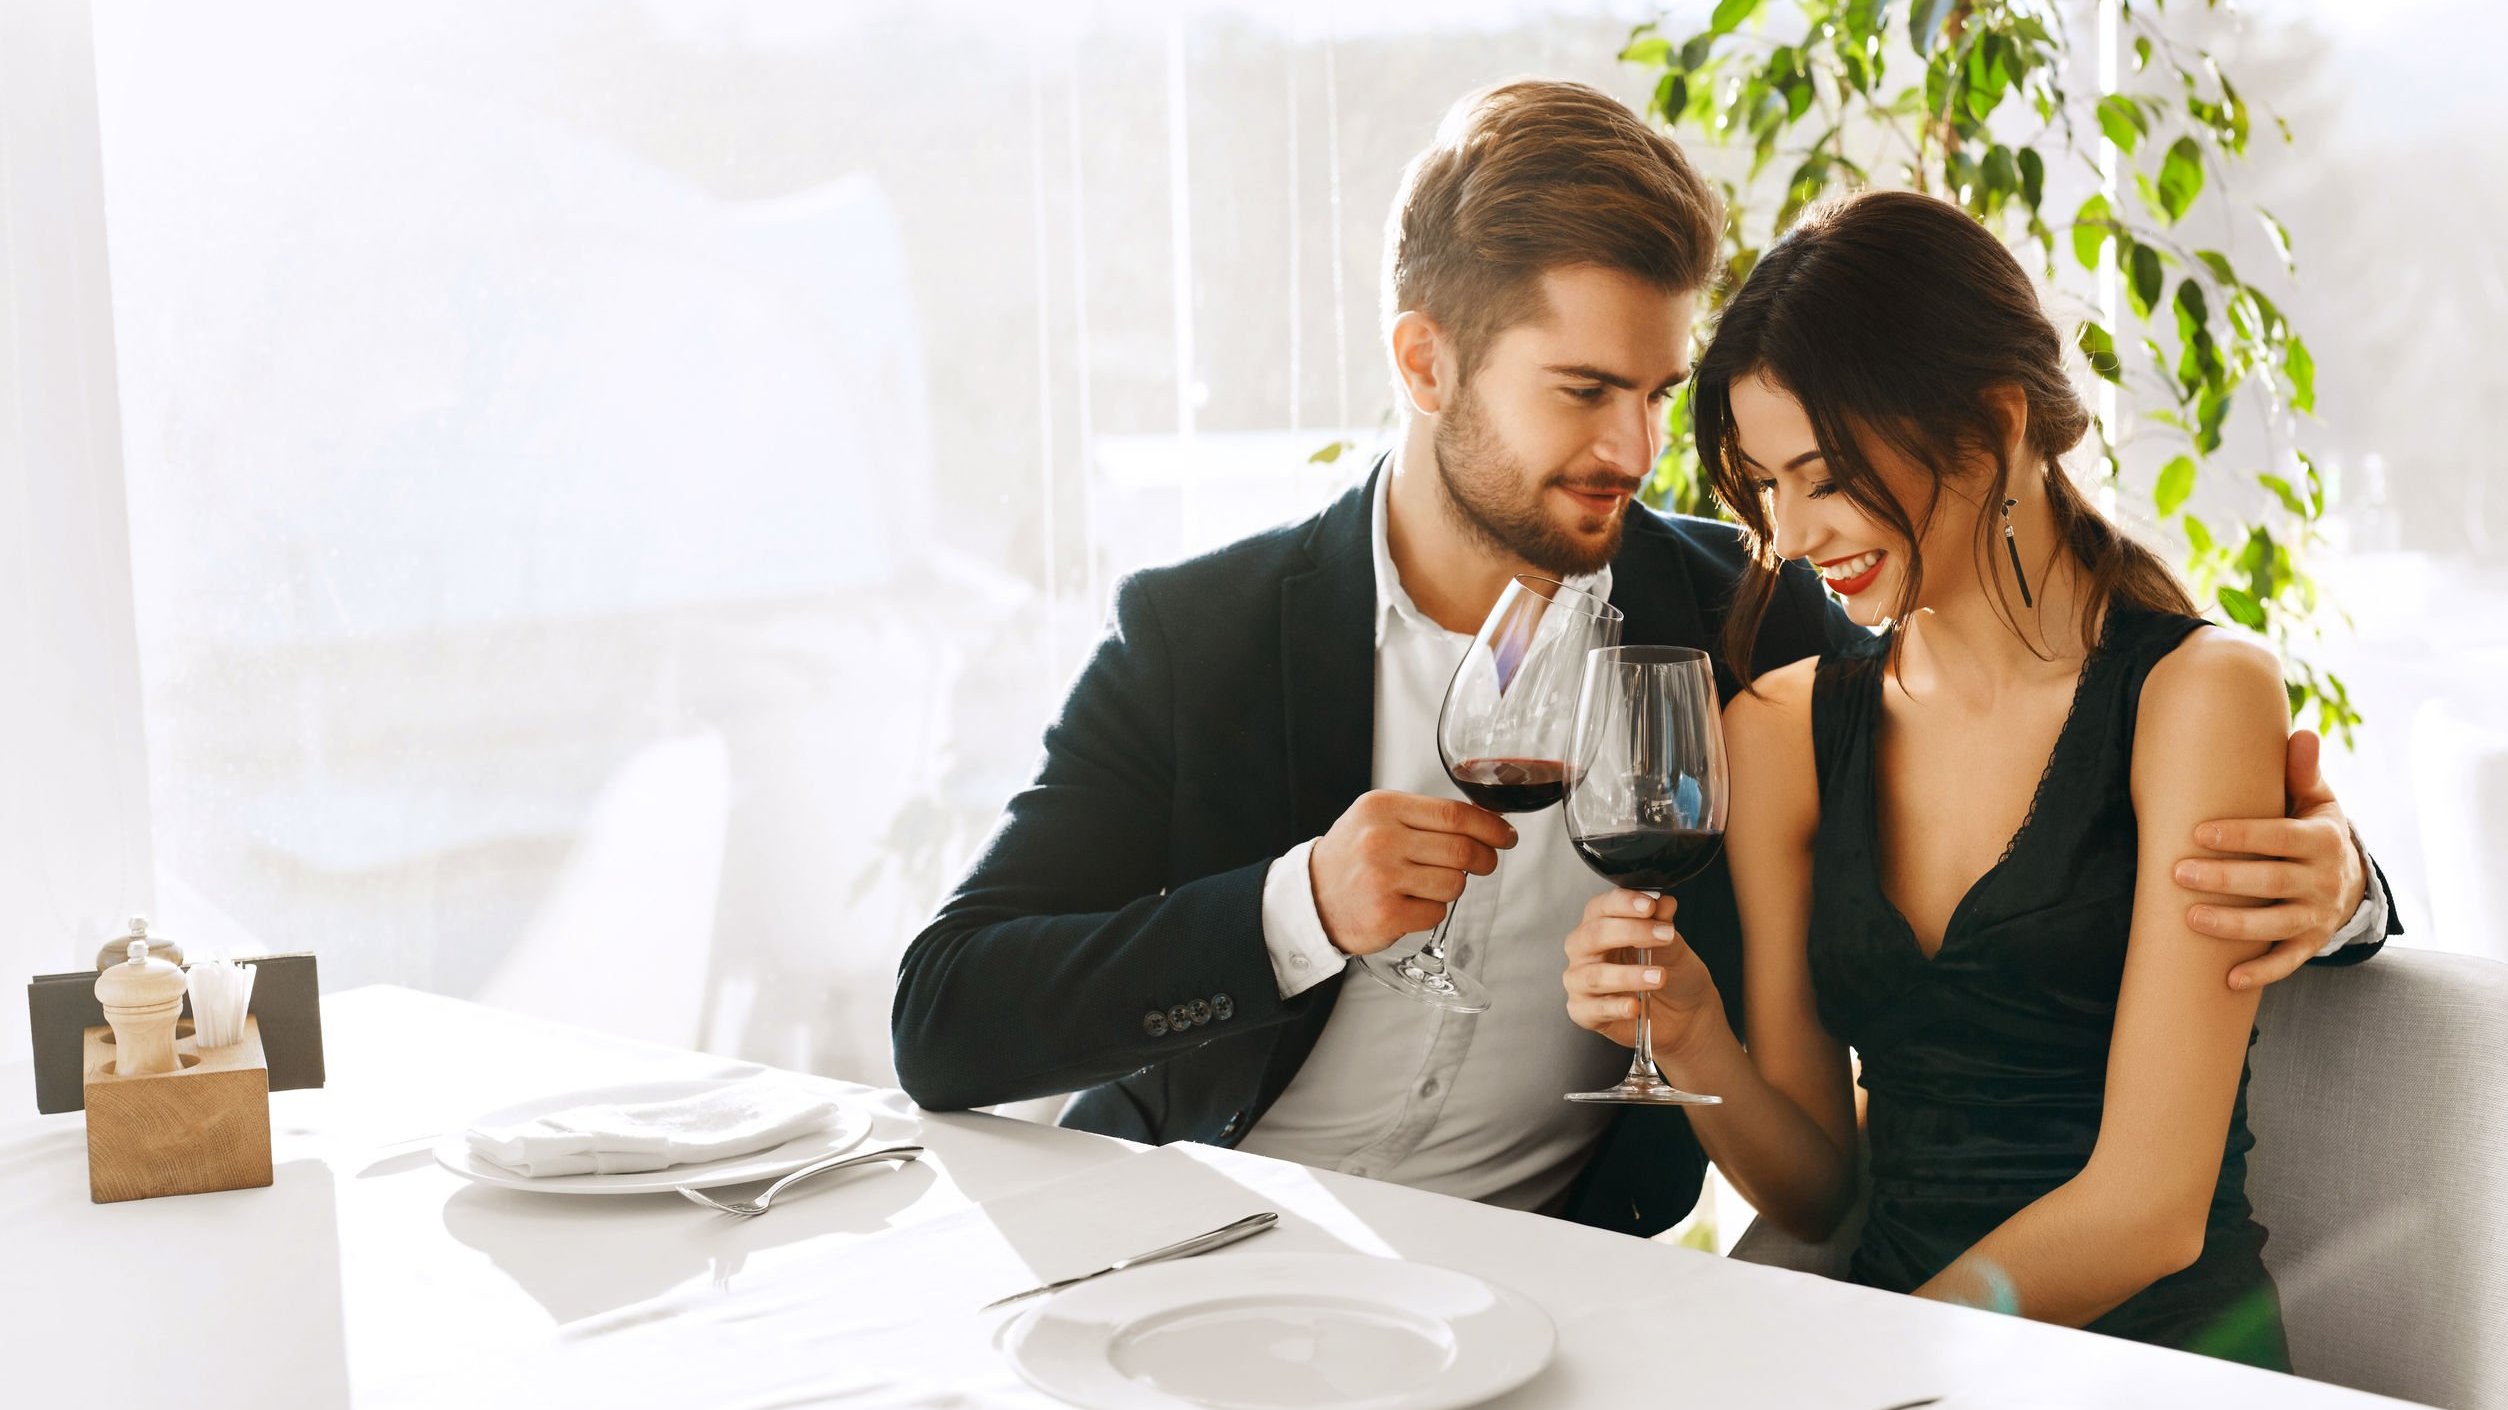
[
  {"left": 1450, "top": 757, "right": 1568, "bottom": 814},
  {"left": 1359, "top": 575, "right": 1622, "bottom": 1013},
  {"left": 1563, "top": 646, "right": 1729, "bottom": 1105},
  {"left": 1568, "top": 827, "right": 1724, "bottom": 892}
]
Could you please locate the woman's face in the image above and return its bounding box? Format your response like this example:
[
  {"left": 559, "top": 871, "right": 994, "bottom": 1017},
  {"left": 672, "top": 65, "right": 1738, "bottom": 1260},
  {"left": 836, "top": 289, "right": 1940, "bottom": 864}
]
[{"left": 1727, "top": 373, "right": 1972, "bottom": 628}]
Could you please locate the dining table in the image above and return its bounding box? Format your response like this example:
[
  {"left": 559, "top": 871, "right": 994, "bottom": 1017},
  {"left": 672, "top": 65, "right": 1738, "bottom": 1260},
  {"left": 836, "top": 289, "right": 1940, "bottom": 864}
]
[{"left": 2, "top": 985, "right": 2429, "bottom": 1409}]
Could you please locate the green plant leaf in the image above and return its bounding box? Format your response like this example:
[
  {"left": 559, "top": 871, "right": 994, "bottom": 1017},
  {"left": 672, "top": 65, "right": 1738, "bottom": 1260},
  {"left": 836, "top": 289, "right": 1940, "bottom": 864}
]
[
  {"left": 2127, "top": 242, "right": 2164, "bottom": 320},
  {"left": 2285, "top": 335, "right": 2316, "bottom": 414},
  {"left": 1681, "top": 33, "right": 1718, "bottom": 72},
  {"left": 2195, "top": 386, "right": 2230, "bottom": 453},
  {"left": 2018, "top": 147, "right": 2045, "bottom": 210},
  {"left": 2256, "top": 208, "right": 2295, "bottom": 270},
  {"left": 2258, "top": 472, "right": 2309, "bottom": 518},
  {"left": 2218, "top": 75, "right": 2252, "bottom": 152},
  {"left": 1982, "top": 146, "right": 2018, "bottom": 204},
  {"left": 2217, "top": 585, "right": 2266, "bottom": 629},
  {"left": 1711, "top": 0, "right": 1763, "bottom": 35},
  {"left": 1621, "top": 34, "right": 1673, "bottom": 65},
  {"left": 2194, "top": 249, "right": 2238, "bottom": 288},
  {"left": 2133, "top": 36, "right": 2152, "bottom": 72},
  {"left": 2155, "top": 455, "right": 2197, "bottom": 515},
  {"left": 1651, "top": 72, "right": 1686, "bottom": 124},
  {"left": 2078, "top": 320, "right": 2122, "bottom": 382},
  {"left": 1910, "top": 0, "right": 1958, "bottom": 55},
  {"left": 2097, "top": 94, "right": 2146, "bottom": 154},
  {"left": 2183, "top": 513, "right": 2214, "bottom": 556},
  {"left": 2072, "top": 193, "right": 2112, "bottom": 271},
  {"left": 2174, "top": 277, "right": 2210, "bottom": 329},
  {"left": 2157, "top": 136, "right": 2204, "bottom": 223},
  {"left": 1309, "top": 439, "right": 1349, "bottom": 465}
]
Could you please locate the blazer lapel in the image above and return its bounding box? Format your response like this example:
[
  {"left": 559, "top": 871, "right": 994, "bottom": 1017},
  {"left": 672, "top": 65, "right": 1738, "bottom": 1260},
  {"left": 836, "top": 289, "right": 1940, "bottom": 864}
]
[{"left": 1280, "top": 470, "right": 1380, "bottom": 842}]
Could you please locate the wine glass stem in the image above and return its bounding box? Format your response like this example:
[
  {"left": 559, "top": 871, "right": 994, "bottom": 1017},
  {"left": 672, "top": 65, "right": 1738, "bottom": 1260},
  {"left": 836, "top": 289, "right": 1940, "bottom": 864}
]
[
  {"left": 1407, "top": 900, "right": 1462, "bottom": 978},
  {"left": 1628, "top": 945, "right": 1667, "bottom": 1083}
]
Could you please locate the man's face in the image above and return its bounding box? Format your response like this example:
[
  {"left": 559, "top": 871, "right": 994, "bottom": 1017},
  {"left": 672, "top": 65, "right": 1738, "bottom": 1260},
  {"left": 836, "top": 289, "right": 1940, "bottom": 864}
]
[{"left": 1431, "top": 265, "right": 1698, "bottom": 577}]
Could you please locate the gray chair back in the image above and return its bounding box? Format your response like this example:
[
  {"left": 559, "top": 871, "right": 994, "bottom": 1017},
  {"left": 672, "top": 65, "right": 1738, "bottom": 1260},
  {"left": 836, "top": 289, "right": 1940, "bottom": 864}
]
[{"left": 1730, "top": 947, "right": 2508, "bottom": 1409}]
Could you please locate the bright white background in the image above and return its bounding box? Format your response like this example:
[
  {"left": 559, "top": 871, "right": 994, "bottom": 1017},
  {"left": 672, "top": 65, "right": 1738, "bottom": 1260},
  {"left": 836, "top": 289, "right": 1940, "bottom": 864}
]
[{"left": 4, "top": 0, "right": 2502, "bottom": 1089}]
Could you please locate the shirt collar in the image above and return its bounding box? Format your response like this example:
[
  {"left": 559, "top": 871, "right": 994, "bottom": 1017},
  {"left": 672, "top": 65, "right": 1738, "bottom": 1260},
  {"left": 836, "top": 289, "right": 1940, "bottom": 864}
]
[{"left": 1367, "top": 453, "right": 1614, "bottom": 648}]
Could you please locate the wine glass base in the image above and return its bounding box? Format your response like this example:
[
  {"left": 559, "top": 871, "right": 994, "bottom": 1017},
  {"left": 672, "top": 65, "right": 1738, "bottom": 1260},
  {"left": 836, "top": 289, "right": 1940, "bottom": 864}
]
[
  {"left": 1356, "top": 950, "right": 1491, "bottom": 1013},
  {"left": 1564, "top": 1076, "right": 1721, "bottom": 1105}
]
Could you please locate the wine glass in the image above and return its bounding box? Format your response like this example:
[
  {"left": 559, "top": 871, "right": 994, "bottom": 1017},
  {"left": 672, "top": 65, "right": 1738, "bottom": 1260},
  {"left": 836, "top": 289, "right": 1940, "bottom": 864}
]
[
  {"left": 1562, "top": 645, "right": 1728, "bottom": 1104},
  {"left": 1359, "top": 574, "right": 1622, "bottom": 1013}
]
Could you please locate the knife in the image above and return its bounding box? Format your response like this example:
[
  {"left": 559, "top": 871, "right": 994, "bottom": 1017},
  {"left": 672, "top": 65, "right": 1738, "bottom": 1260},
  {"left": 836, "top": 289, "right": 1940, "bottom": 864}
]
[{"left": 980, "top": 1210, "right": 1282, "bottom": 1311}]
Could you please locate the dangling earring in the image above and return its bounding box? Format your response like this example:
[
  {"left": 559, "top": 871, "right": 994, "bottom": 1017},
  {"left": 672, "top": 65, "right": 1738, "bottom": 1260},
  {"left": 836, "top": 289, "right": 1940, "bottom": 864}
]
[{"left": 2001, "top": 498, "right": 2035, "bottom": 609}]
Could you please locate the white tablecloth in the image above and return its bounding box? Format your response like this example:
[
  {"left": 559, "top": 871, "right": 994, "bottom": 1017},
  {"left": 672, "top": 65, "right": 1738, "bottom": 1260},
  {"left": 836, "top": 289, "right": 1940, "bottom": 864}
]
[{"left": 1, "top": 986, "right": 2424, "bottom": 1408}]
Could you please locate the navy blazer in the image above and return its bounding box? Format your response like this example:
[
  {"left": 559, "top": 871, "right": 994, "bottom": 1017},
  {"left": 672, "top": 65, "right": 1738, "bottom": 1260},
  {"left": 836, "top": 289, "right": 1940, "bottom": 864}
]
[{"left": 893, "top": 468, "right": 1850, "bottom": 1236}]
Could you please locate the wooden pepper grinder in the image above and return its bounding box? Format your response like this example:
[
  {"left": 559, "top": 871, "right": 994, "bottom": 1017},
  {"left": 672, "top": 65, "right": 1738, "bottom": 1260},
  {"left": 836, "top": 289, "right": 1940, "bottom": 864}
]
[
  {"left": 95, "top": 915, "right": 183, "bottom": 973},
  {"left": 95, "top": 940, "right": 186, "bottom": 1077}
]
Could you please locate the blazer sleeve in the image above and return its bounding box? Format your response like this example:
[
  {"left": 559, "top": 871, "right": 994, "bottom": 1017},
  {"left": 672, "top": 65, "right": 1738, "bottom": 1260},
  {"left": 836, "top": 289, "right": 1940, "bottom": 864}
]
[{"left": 891, "top": 575, "right": 1314, "bottom": 1112}]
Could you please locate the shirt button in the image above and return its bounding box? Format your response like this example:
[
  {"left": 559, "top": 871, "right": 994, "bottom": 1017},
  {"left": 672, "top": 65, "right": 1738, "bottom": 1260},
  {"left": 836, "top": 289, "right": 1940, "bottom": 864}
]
[
  {"left": 1419, "top": 1078, "right": 1438, "bottom": 1098},
  {"left": 1347, "top": 1166, "right": 1371, "bottom": 1180},
  {"left": 1291, "top": 954, "right": 1311, "bottom": 970},
  {"left": 1211, "top": 993, "right": 1235, "bottom": 1020},
  {"left": 1142, "top": 1011, "right": 1169, "bottom": 1038},
  {"left": 1168, "top": 1004, "right": 1194, "bottom": 1031}
]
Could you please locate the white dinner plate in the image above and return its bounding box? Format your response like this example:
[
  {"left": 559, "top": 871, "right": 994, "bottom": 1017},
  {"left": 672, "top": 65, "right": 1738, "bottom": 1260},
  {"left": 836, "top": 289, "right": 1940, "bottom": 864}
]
[
  {"left": 1002, "top": 1251, "right": 1554, "bottom": 1410},
  {"left": 430, "top": 1078, "right": 874, "bottom": 1195}
]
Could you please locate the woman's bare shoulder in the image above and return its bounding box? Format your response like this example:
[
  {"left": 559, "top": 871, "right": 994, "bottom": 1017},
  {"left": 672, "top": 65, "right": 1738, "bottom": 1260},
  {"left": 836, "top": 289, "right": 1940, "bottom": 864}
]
[
  {"left": 2141, "top": 625, "right": 2285, "bottom": 728},
  {"left": 1728, "top": 655, "right": 1821, "bottom": 726},
  {"left": 1726, "top": 656, "right": 1822, "bottom": 799},
  {"left": 2134, "top": 625, "right": 2287, "bottom": 794}
]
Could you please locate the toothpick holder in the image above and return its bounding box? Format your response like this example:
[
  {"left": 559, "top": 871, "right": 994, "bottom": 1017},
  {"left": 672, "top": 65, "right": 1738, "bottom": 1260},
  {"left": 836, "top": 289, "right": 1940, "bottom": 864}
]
[{"left": 81, "top": 1015, "right": 274, "bottom": 1203}]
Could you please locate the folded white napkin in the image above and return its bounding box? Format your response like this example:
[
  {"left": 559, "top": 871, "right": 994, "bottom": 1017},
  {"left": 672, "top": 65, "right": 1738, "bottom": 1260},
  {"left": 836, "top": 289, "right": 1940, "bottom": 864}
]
[{"left": 466, "top": 1079, "right": 846, "bottom": 1178}]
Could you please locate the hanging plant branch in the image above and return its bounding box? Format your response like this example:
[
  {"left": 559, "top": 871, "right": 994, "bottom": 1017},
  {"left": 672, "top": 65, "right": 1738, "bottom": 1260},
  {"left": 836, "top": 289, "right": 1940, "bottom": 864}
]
[{"left": 1621, "top": 0, "right": 2358, "bottom": 742}]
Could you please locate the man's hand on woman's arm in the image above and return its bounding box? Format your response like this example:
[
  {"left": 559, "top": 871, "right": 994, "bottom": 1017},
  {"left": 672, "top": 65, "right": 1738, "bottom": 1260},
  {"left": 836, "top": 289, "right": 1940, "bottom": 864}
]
[{"left": 2174, "top": 728, "right": 2390, "bottom": 991}]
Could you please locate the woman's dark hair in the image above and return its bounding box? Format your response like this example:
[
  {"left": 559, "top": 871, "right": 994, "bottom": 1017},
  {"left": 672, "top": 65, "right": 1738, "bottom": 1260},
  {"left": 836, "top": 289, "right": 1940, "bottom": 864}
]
[{"left": 1694, "top": 188, "right": 2194, "bottom": 686}]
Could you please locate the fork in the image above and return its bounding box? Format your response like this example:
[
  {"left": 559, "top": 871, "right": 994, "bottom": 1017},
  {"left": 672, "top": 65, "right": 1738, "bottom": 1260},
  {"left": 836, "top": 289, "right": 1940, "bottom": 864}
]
[{"left": 677, "top": 1144, "right": 923, "bottom": 1216}]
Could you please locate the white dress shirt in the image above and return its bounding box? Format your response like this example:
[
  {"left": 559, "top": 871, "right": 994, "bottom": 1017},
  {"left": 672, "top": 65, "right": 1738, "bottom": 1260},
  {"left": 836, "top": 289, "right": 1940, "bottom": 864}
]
[
  {"left": 1235, "top": 469, "right": 1628, "bottom": 1213},
  {"left": 1235, "top": 466, "right": 2391, "bottom": 1213}
]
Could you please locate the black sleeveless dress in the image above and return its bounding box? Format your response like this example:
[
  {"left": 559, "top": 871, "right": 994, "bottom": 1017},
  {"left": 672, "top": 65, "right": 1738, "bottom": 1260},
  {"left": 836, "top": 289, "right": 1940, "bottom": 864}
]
[{"left": 1806, "top": 606, "right": 2289, "bottom": 1370}]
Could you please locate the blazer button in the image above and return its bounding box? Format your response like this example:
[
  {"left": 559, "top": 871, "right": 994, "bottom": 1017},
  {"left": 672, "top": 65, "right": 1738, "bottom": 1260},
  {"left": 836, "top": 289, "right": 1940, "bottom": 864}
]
[
  {"left": 1168, "top": 1003, "right": 1194, "bottom": 1031},
  {"left": 1218, "top": 1109, "right": 1244, "bottom": 1140},
  {"left": 1186, "top": 998, "right": 1213, "bottom": 1025},
  {"left": 1142, "top": 1011, "right": 1169, "bottom": 1038},
  {"left": 1211, "top": 993, "right": 1235, "bottom": 1021}
]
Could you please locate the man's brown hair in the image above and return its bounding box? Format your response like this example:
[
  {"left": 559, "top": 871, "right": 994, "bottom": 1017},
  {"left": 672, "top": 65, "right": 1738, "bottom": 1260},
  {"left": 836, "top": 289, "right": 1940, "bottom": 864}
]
[{"left": 1384, "top": 78, "right": 1723, "bottom": 377}]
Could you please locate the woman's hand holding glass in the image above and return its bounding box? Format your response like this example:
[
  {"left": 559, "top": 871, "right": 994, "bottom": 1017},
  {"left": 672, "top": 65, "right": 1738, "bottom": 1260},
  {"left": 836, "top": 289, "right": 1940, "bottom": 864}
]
[{"left": 1560, "top": 888, "right": 1727, "bottom": 1064}]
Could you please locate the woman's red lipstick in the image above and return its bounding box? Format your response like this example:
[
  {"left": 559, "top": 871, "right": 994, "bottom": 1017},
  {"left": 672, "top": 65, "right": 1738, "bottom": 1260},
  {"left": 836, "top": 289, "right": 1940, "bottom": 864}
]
[{"left": 1816, "top": 550, "right": 1887, "bottom": 597}]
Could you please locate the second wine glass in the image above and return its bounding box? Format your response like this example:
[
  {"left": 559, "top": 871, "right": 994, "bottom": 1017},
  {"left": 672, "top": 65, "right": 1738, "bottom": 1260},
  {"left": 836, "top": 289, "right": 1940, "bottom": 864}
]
[
  {"left": 1358, "top": 574, "right": 1622, "bottom": 1013},
  {"left": 1562, "top": 645, "right": 1728, "bottom": 1104}
]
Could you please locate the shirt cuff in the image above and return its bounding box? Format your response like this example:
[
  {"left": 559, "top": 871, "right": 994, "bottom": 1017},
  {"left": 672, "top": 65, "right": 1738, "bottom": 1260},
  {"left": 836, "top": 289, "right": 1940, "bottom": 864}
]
[
  {"left": 1262, "top": 840, "right": 1348, "bottom": 999},
  {"left": 2314, "top": 824, "right": 2392, "bottom": 959}
]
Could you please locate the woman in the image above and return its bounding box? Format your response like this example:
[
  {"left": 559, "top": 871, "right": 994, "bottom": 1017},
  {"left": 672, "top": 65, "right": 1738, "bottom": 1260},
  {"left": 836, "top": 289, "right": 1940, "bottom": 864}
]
[{"left": 1562, "top": 188, "right": 2289, "bottom": 1367}]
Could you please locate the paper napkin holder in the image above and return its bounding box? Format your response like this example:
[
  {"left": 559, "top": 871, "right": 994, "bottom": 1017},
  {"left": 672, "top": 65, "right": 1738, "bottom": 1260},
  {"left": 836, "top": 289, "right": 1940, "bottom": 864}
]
[
  {"left": 81, "top": 1014, "right": 274, "bottom": 1203},
  {"left": 24, "top": 951, "right": 324, "bottom": 1116}
]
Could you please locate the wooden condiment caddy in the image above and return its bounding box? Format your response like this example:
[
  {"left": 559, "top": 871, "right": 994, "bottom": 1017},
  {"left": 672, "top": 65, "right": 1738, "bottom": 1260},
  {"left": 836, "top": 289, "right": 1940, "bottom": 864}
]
[{"left": 81, "top": 942, "right": 273, "bottom": 1203}]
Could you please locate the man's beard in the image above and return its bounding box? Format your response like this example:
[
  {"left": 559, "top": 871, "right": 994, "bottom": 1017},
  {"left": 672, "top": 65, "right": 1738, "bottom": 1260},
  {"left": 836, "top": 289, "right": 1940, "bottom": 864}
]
[{"left": 1432, "top": 386, "right": 1630, "bottom": 578}]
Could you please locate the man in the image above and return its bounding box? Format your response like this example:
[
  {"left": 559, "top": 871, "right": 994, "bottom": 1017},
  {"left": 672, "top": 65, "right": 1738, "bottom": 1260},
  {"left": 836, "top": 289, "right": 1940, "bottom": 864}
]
[{"left": 892, "top": 79, "right": 2390, "bottom": 1236}]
